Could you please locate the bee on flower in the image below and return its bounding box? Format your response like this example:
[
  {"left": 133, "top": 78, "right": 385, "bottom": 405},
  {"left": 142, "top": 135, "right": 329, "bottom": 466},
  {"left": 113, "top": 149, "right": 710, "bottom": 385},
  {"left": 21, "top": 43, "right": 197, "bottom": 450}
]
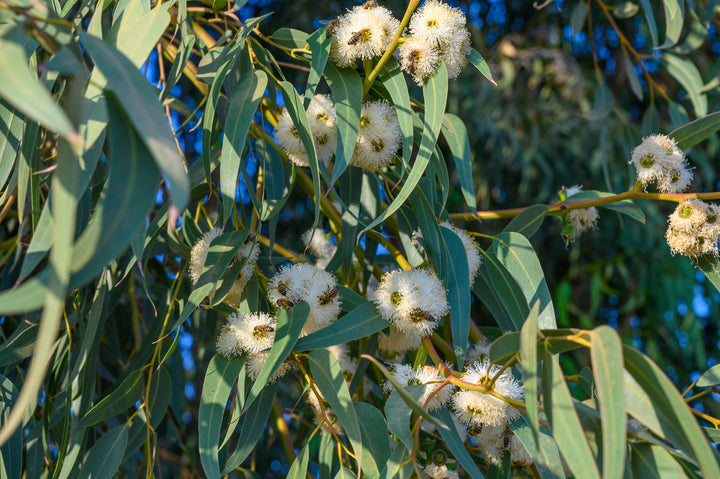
[
  {"left": 328, "top": 1, "right": 400, "bottom": 67},
  {"left": 217, "top": 312, "right": 276, "bottom": 358}
]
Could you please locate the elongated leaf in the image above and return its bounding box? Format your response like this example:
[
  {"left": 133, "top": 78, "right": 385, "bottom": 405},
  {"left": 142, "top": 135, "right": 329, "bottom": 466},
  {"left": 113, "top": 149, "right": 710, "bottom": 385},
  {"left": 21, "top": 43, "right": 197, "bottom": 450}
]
[
  {"left": 294, "top": 301, "right": 385, "bottom": 351},
  {"left": 222, "top": 381, "right": 279, "bottom": 473},
  {"left": 520, "top": 303, "right": 540, "bottom": 446},
  {"left": 243, "top": 304, "right": 308, "bottom": 412},
  {"left": 493, "top": 232, "right": 556, "bottom": 329},
  {"left": 199, "top": 355, "right": 246, "bottom": 479},
  {"left": 468, "top": 48, "right": 496, "bottom": 85},
  {"left": 0, "top": 29, "right": 78, "bottom": 142},
  {"left": 590, "top": 326, "right": 626, "bottom": 479},
  {"left": 623, "top": 346, "right": 720, "bottom": 478},
  {"left": 631, "top": 443, "right": 691, "bottom": 478},
  {"left": 112, "top": 0, "right": 171, "bottom": 67},
  {"left": 442, "top": 114, "right": 476, "bottom": 211},
  {"left": 570, "top": 1, "right": 588, "bottom": 34},
  {"left": 378, "top": 58, "right": 413, "bottom": 168},
  {"left": 660, "top": 0, "right": 683, "bottom": 49},
  {"left": 287, "top": 441, "right": 311, "bottom": 479},
  {"left": 433, "top": 408, "right": 484, "bottom": 478},
  {"left": 0, "top": 375, "right": 21, "bottom": 479},
  {"left": 473, "top": 265, "right": 516, "bottom": 332},
  {"left": 77, "top": 424, "right": 129, "bottom": 479},
  {"left": 639, "top": 0, "right": 659, "bottom": 45},
  {"left": 509, "top": 416, "right": 566, "bottom": 479},
  {"left": 625, "top": 56, "right": 643, "bottom": 101},
  {"left": 360, "top": 62, "right": 447, "bottom": 238},
  {"left": 79, "top": 31, "right": 189, "bottom": 209},
  {"left": 542, "top": 353, "right": 601, "bottom": 479},
  {"left": 586, "top": 79, "right": 614, "bottom": 120},
  {"left": 697, "top": 363, "right": 720, "bottom": 387},
  {"left": 490, "top": 329, "right": 582, "bottom": 365},
  {"left": 671, "top": 111, "right": 720, "bottom": 151},
  {"left": 305, "top": 28, "right": 331, "bottom": 104},
  {"left": 385, "top": 386, "right": 424, "bottom": 450},
  {"left": 353, "top": 401, "right": 390, "bottom": 479},
  {"left": 379, "top": 442, "right": 413, "bottom": 479},
  {"left": 663, "top": 53, "right": 707, "bottom": 117},
  {"left": 220, "top": 69, "right": 268, "bottom": 222},
  {"left": 0, "top": 100, "right": 23, "bottom": 190},
  {"left": 309, "top": 348, "right": 363, "bottom": 473},
  {"left": 567, "top": 190, "right": 645, "bottom": 224},
  {"left": 503, "top": 204, "right": 548, "bottom": 238},
  {"left": 480, "top": 255, "right": 529, "bottom": 332},
  {"left": 440, "top": 227, "right": 471, "bottom": 368},
  {"left": 0, "top": 322, "right": 37, "bottom": 368},
  {"left": 77, "top": 370, "right": 144, "bottom": 429},
  {"left": 324, "top": 64, "right": 362, "bottom": 184}
]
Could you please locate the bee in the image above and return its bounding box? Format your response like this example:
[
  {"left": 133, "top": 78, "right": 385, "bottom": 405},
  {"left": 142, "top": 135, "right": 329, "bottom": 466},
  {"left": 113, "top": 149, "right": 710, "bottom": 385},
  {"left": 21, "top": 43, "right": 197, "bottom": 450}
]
[
  {"left": 318, "top": 286, "right": 339, "bottom": 305},
  {"left": 409, "top": 308, "right": 436, "bottom": 323},
  {"left": 406, "top": 50, "right": 421, "bottom": 76},
  {"left": 277, "top": 282, "right": 289, "bottom": 297},
  {"left": 325, "top": 18, "right": 340, "bottom": 38},
  {"left": 362, "top": 0, "right": 378, "bottom": 8},
  {"left": 253, "top": 324, "right": 275, "bottom": 337},
  {"left": 503, "top": 429, "right": 512, "bottom": 448},
  {"left": 348, "top": 29, "right": 368, "bottom": 46},
  {"left": 277, "top": 298, "right": 295, "bottom": 309},
  {"left": 467, "top": 421, "right": 483, "bottom": 436}
]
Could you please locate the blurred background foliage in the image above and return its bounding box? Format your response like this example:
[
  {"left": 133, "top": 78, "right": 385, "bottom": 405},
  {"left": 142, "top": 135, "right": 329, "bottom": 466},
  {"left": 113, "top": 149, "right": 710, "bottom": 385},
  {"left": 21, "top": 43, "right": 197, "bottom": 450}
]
[{"left": 2, "top": 0, "right": 720, "bottom": 476}]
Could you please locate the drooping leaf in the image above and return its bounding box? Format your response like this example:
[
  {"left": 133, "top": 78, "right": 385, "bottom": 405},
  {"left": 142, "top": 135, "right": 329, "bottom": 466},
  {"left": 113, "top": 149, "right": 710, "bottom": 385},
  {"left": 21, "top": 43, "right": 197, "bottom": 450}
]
[
  {"left": 76, "top": 424, "right": 129, "bottom": 479},
  {"left": 378, "top": 57, "right": 413, "bottom": 168},
  {"left": 670, "top": 111, "right": 720, "bottom": 151},
  {"left": 324, "top": 63, "right": 362, "bottom": 184},
  {"left": 520, "top": 302, "right": 540, "bottom": 446},
  {"left": 440, "top": 227, "right": 471, "bottom": 368},
  {"left": 441, "top": 114, "right": 476, "bottom": 211},
  {"left": 77, "top": 370, "right": 144, "bottom": 429},
  {"left": 286, "top": 441, "right": 311, "bottom": 479},
  {"left": 353, "top": 401, "right": 390, "bottom": 479},
  {"left": 293, "top": 301, "right": 385, "bottom": 351},
  {"left": 663, "top": 53, "right": 707, "bottom": 118},
  {"left": 503, "top": 205, "right": 548, "bottom": 238},
  {"left": 468, "top": 48, "right": 496, "bottom": 85}
]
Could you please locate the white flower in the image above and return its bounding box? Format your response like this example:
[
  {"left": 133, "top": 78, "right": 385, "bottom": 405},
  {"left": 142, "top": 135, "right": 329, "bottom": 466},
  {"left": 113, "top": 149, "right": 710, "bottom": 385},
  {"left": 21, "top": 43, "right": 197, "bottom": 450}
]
[
  {"left": 246, "top": 351, "right": 293, "bottom": 382},
  {"left": 630, "top": 134, "right": 691, "bottom": 192},
  {"left": 267, "top": 263, "right": 341, "bottom": 335},
  {"left": 440, "top": 222, "right": 482, "bottom": 284},
  {"left": 350, "top": 100, "right": 401, "bottom": 172},
  {"left": 475, "top": 423, "right": 506, "bottom": 465},
  {"left": 378, "top": 326, "right": 425, "bottom": 355},
  {"left": 373, "top": 268, "right": 448, "bottom": 336},
  {"left": 302, "top": 228, "right": 337, "bottom": 270},
  {"left": 275, "top": 94, "right": 337, "bottom": 167},
  {"left": 466, "top": 339, "right": 491, "bottom": 364},
  {"left": 397, "top": 36, "right": 440, "bottom": 85},
  {"left": 330, "top": 2, "right": 400, "bottom": 67},
  {"left": 409, "top": 0, "right": 466, "bottom": 49},
  {"left": 509, "top": 434, "right": 533, "bottom": 466},
  {"left": 451, "top": 358, "right": 523, "bottom": 428},
  {"left": 189, "top": 228, "right": 222, "bottom": 284},
  {"left": 423, "top": 464, "right": 459, "bottom": 479},
  {"left": 441, "top": 27, "right": 471, "bottom": 79},
  {"left": 224, "top": 242, "right": 261, "bottom": 307},
  {"left": 562, "top": 186, "right": 599, "bottom": 241},
  {"left": 666, "top": 200, "right": 720, "bottom": 258},
  {"left": 384, "top": 364, "right": 453, "bottom": 411},
  {"left": 217, "top": 312, "right": 276, "bottom": 357}
]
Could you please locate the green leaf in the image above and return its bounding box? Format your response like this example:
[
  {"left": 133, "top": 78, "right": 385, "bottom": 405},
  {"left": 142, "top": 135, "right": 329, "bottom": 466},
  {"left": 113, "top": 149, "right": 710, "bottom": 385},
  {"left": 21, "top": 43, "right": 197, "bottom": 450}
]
[
  {"left": 585, "top": 78, "right": 614, "bottom": 120},
  {"left": 77, "top": 370, "right": 144, "bottom": 429},
  {"left": 220, "top": 69, "right": 268, "bottom": 222},
  {"left": 433, "top": 408, "right": 485, "bottom": 479},
  {"left": 0, "top": 100, "right": 23, "bottom": 191},
  {"left": 359, "top": 62, "right": 447, "bottom": 238},
  {"left": 111, "top": 0, "right": 172, "bottom": 67},
  {"left": 509, "top": 416, "right": 566, "bottom": 479},
  {"left": 385, "top": 386, "right": 423, "bottom": 450},
  {"left": 441, "top": 114, "right": 476, "bottom": 211},
  {"left": 478, "top": 256, "right": 529, "bottom": 332},
  {"left": 570, "top": 1, "right": 588, "bottom": 35},
  {"left": 77, "top": 424, "right": 129, "bottom": 479},
  {"left": 0, "top": 29, "right": 78, "bottom": 143},
  {"left": 123, "top": 367, "right": 173, "bottom": 460},
  {"left": 520, "top": 302, "right": 540, "bottom": 446},
  {"left": 493, "top": 232, "right": 556, "bottom": 329},
  {"left": 199, "top": 354, "right": 246, "bottom": 479},
  {"left": 441, "top": 227, "right": 471, "bottom": 368},
  {"left": 663, "top": 53, "right": 707, "bottom": 117},
  {"left": 379, "top": 442, "right": 413, "bottom": 479},
  {"left": 309, "top": 348, "right": 363, "bottom": 472},
  {"left": 324, "top": 64, "right": 362, "bottom": 184},
  {"left": 567, "top": 190, "right": 645, "bottom": 224},
  {"left": 696, "top": 363, "right": 720, "bottom": 387},
  {"left": 541, "top": 353, "right": 601, "bottom": 479},
  {"left": 286, "top": 441, "right": 311, "bottom": 479},
  {"left": 305, "top": 28, "right": 331, "bottom": 104},
  {"left": 590, "top": 326, "right": 626, "bottom": 479},
  {"left": 623, "top": 346, "right": 720, "bottom": 478},
  {"left": 630, "top": 443, "right": 691, "bottom": 478},
  {"left": 490, "top": 329, "right": 582, "bottom": 364},
  {"left": 639, "top": 0, "right": 659, "bottom": 45},
  {"left": 670, "top": 111, "right": 720, "bottom": 151},
  {"left": 473, "top": 264, "right": 517, "bottom": 332},
  {"left": 79, "top": 30, "right": 189, "bottom": 210},
  {"left": 0, "top": 375, "right": 21, "bottom": 479},
  {"left": 293, "top": 301, "right": 385, "bottom": 351},
  {"left": 269, "top": 27, "right": 309, "bottom": 48},
  {"left": 222, "top": 381, "right": 279, "bottom": 474},
  {"left": 378, "top": 57, "right": 413, "bottom": 168},
  {"left": 0, "top": 322, "right": 37, "bottom": 368},
  {"left": 503, "top": 205, "right": 549, "bottom": 238},
  {"left": 468, "top": 48, "right": 496, "bottom": 85},
  {"left": 243, "top": 304, "right": 308, "bottom": 412},
  {"left": 625, "top": 56, "right": 643, "bottom": 101},
  {"left": 614, "top": 2, "right": 640, "bottom": 18},
  {"left": 353, "top": 401, "right": 391, "bottom": 479},
  {"left": 659, "top": 0, "right": 683, "bottom": 49}
]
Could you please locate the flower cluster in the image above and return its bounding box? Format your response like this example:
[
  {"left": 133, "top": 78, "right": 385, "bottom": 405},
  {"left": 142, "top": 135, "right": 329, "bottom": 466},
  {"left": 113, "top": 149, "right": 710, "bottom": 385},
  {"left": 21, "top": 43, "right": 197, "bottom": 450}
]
[
  {"left": 666, "top": 199, "right": 720, "bottom": 258},
  {"left": 384, "top": 364, "right": 453, "bottom": 411},
  {"left": 423, "top": 464, "right": 459, "bottom": 479},
  {"left": 562, "top": 185, "right": 599, "bottom": 242},
  {"left": 189, "top": 228, "right": 222, "bottom": 284},
  {"left": 268, "top": 263, "right": 342, "bottom": 335},
  {"left": 276, "top": 94, "right": 337, "bottom": 167},
  {"left": 630, "top": 134, "right": 692, "bottom": 193},
  {"left": 398, "top": 0, "right": 471, "bottom": 84},
  {"left": 328, "top": 1, "right": 400, "bottom": 67}
]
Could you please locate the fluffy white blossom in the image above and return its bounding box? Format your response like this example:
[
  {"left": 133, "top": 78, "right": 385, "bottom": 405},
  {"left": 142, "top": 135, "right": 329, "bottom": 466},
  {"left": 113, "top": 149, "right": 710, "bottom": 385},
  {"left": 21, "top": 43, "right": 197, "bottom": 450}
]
[
  {"left": 224, "top": 242, "right": 261, "bottom": 307},
  {"left": 217, "top": 312, "right": 276, "bottom": 357},
  {"left": 423, "top": 464, "right": 459, "bottom": 479},
  {"left": 275, "top": 94, "right": 337, "bottom": 167},
  {"left": 630, "top": 134, "right": 692, "bottom": 192},
  {"left": 509, "top": 434, "right": 533, "bottom": 466},
  {"left": 466, "top": 339, "right": 491, "bottom": 364},
  {"left": 397, "top": 36, "right": 440, "bottom": 85},
  {"left": 329, "top": 2, "right": 400, "bottom": 67},
  {"left": 563, "top": 186, "right": 599, "bottom": 242},
  {"left": 351, "top": 100, "right": 401, "bottom": 172},
  {"left": 383, "top": 364, "right": 453, "bottom": 411},
  {"left": 666, "top": 199, "right": 720, "bottom": 258},
  {"left": 373, "top": 268, "right": 448, "bottom": 336},
  {"left": 302, "top": 228, "right": 337, "bottom": 270},
  {"left": 452, "top": 358, "right": 523, "bottom": 429},
  {"left": 246, "top": 351, "right": 293, "bottom": 382},
  {"left": 267, "top": 263, "right": 341, "bottom": 335},
  {"left": 189, "top": 228, "right": 222, "bottom": 284},
  {"left": 474, "top": 423, "right": 506, "bottom": 465},
  {"left": 409, "top": 0, "right": 465, "bottom": 49},
  {"left": 440, "top": 222, "right": 482, "bottom": 284}
]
